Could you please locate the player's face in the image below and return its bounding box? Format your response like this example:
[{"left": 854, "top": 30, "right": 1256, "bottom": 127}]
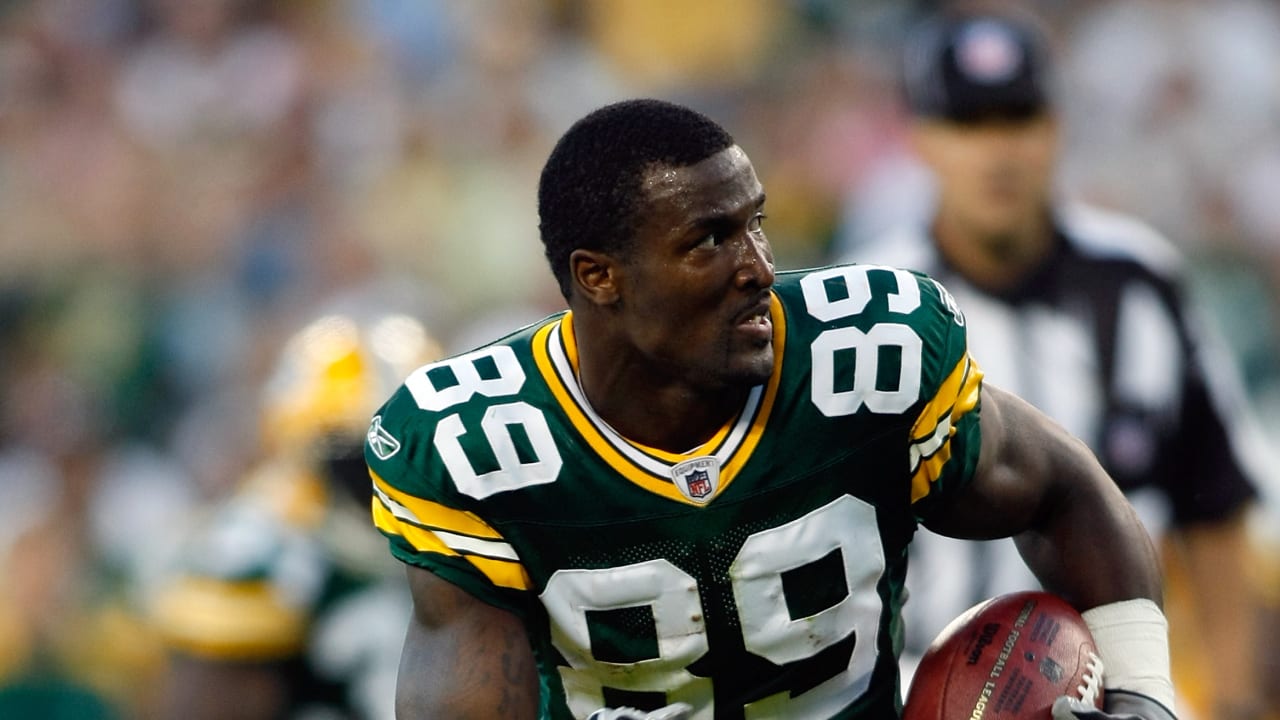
[
  {"left": 616, "top": 145, "right": 775, "bottom": 389},
  {"left": 913, "top": 114, "right": 1058, "bottom": 240}
]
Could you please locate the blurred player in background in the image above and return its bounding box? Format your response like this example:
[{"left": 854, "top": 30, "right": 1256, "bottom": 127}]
[
  {"left": 840, "top": 6, "right": 1267, "bottom": 719},
  {"left": 151, "top": 289, "right": 442, "bottom": 720}
]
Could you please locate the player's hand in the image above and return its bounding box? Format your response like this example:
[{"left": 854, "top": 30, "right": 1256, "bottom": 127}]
[
  {"left": 588, "top": 702, "right": 692, "bottom": 720},
  {"left": 1052, "top": 691, "right": 1176, "bottom": 720}
]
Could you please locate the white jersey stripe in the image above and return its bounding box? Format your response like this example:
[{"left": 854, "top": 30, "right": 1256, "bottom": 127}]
[
  {"left": 374, "top": 485, "right": 518, "bottom": 560},
  {"left": 909, "top": 413, "right": 953, "bottom": 473}
]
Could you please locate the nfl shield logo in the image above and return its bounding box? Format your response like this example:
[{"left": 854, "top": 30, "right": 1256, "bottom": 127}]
[
  {"left": 671, "top": 456, "right": 720, "bottom": 504},
  {"left": 684, "top": 469, "right": 712, "bottom": 498}
]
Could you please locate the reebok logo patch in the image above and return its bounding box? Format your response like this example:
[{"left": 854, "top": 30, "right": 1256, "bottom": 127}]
[{"left": 367, "top": 415, "right": 401, "bottom": 460}]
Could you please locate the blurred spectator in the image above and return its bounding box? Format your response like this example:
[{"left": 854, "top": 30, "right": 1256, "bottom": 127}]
[
  {"left": 0, "top": 329, "right": 195, "bottom": 719},
  {"left": 581, "top": 0, "right": 781, "bottom": 94}
]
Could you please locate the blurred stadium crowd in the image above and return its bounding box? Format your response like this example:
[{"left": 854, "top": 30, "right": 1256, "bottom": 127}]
[{"left": 0, "top": 0, "right": 1276, "bottom": 718}]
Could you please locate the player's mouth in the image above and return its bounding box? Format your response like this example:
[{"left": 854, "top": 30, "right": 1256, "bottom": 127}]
[{"left": 734, "top": 298, "right": 773, "bottom": 343}]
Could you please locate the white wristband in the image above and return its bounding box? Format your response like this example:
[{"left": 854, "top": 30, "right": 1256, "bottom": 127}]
[{"left": 1081, "top": 599, "right": 1176, "bottom": 712}]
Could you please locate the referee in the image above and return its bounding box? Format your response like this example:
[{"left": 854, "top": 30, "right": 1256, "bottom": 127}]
[{"left": 841, "top": 7, "right": 1265, "bottom": 720}]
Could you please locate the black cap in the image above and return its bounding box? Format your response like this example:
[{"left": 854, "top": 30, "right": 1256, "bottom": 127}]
[{"left": 902, "top": 12, "right": 1052, "bottom": 122}]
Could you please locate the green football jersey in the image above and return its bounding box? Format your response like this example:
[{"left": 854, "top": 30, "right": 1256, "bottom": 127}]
[{"left": 366, "top": 264, "right": 983, "bottom": 720}]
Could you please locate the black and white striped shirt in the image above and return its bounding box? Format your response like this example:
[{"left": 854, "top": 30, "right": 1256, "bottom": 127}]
[{"left": 846, "top": 202, "right": 1260, "bottom": 656}]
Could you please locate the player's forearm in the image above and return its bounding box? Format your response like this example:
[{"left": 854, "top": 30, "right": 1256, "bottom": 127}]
[
  {"left": 930, "top": 384, "right": 1164, "bottom": 608},
  {"left": 1014, "top": 438, "right": 1164, "bottom": 610},
  {"left": 973, "top": 386, "right": 1163, "bottom": 608},
  {"left": 1017, "top": 510, "right": 1162, "bottom": 610}
]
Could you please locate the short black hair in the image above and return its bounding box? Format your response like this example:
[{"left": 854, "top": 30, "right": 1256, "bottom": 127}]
[{"left": 537, "top": 98, "right": 736, "bottom": 300}]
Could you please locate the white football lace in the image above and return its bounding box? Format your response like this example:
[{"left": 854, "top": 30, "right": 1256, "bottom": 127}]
[
  {"left": 590, "top": 703, "right": 693, "bottom": 720},
  {"left": 1077, "top": 651, "right": 1105, "bottom": 707},
  {"left": 646, "top": 704, "right": 693, "bottom": 720}
]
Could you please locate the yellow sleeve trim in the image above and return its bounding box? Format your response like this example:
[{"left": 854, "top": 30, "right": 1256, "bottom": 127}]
[
  {"left": 373, "top": 496, "right": 531, "bottom": 590},
  {"left": 152, "top": 578, "right": 306, "bottom": 660},
  {"left": 371, "top": 470, "right": 503, "bottom": 539},
  {"left": 910, "top": 353, "right": 984, "bottom": 503}
]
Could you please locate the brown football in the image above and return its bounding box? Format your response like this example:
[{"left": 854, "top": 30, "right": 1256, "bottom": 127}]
[{"left": 902, "top": 591, "right": 1104, "bottom": 719}]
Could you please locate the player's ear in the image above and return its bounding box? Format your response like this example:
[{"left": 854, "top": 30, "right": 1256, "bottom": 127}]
[{"left": 570, "top": 249, "right": 621, "bottom": 306}]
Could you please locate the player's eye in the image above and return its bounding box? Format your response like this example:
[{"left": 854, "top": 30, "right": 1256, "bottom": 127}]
[
  {"left": 694, "top": 231, "right": 722, "bottom": 249},
  {"left": 747, "top": 212, "right": 767, "bottom": 235}
]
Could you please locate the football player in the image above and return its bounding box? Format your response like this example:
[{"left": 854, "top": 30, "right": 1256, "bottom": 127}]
[
  {"left": 152, "top": 297, "right": 442, "bottom": 720},
  {"left": 368, "top": 99, "right": 1177, "bottom": 719}
]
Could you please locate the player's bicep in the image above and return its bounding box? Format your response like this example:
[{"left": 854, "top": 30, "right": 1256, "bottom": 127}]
[
  {"left": 398, "top": 564, "right": 539, "bottom": 720},
  {"left": 921, "top": 383, "right": 1065, "bottom": 540}
]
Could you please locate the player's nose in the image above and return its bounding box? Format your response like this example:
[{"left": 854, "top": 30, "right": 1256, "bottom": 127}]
[{"left": 734, "top": 232, "right": 774, "bottom": 290}]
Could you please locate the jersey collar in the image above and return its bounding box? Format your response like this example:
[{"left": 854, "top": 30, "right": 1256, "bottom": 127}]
[{"left": 531, "top": 293, "right": 787, "bottom": 505}]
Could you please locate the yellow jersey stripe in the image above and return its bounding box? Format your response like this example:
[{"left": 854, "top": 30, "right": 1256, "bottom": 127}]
[
  {"left": 722, "top": 293, "right": 786, "bottom": 482},
  {"left": 371, "top": 470, "right": 503, "bottom": 539},
  {"left": 464, "top": 554, "right": 531, "bottom": 591},
  {"left": 910, "top": 353, "right": 984, "bottom": 503},
  {"left": 372, "top": 498, "right": 531, "bottom": 590},
  {"left": 372, "top": 496, "right": 457, "bottom": 556},
  {"left": 373, "top": 485, "right": 517, "bottom": 558},
  {"left": 376, "top": 488, "right": 519, "bottom": 560}
]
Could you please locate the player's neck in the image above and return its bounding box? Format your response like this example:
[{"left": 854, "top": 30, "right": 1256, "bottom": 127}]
[
  {"left": 931, "top": 211, "right": 1054, "bottom": 294},
  {"left": 575, "top": 345, "right": 748, "bottom": 453}
]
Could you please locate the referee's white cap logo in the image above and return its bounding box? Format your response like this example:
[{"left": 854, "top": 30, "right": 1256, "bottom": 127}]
[{"left": 955, "top": 20, "right": 1024, "bottom": 85}]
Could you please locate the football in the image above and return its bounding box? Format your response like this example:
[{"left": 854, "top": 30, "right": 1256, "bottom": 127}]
[{"left": 902, "top": 591, "right": 1104, "bottom": 720}]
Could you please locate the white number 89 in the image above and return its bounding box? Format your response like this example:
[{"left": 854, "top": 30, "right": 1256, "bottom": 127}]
[{"left": 541, "top": 495, "right": 886, "bottom": 719}]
